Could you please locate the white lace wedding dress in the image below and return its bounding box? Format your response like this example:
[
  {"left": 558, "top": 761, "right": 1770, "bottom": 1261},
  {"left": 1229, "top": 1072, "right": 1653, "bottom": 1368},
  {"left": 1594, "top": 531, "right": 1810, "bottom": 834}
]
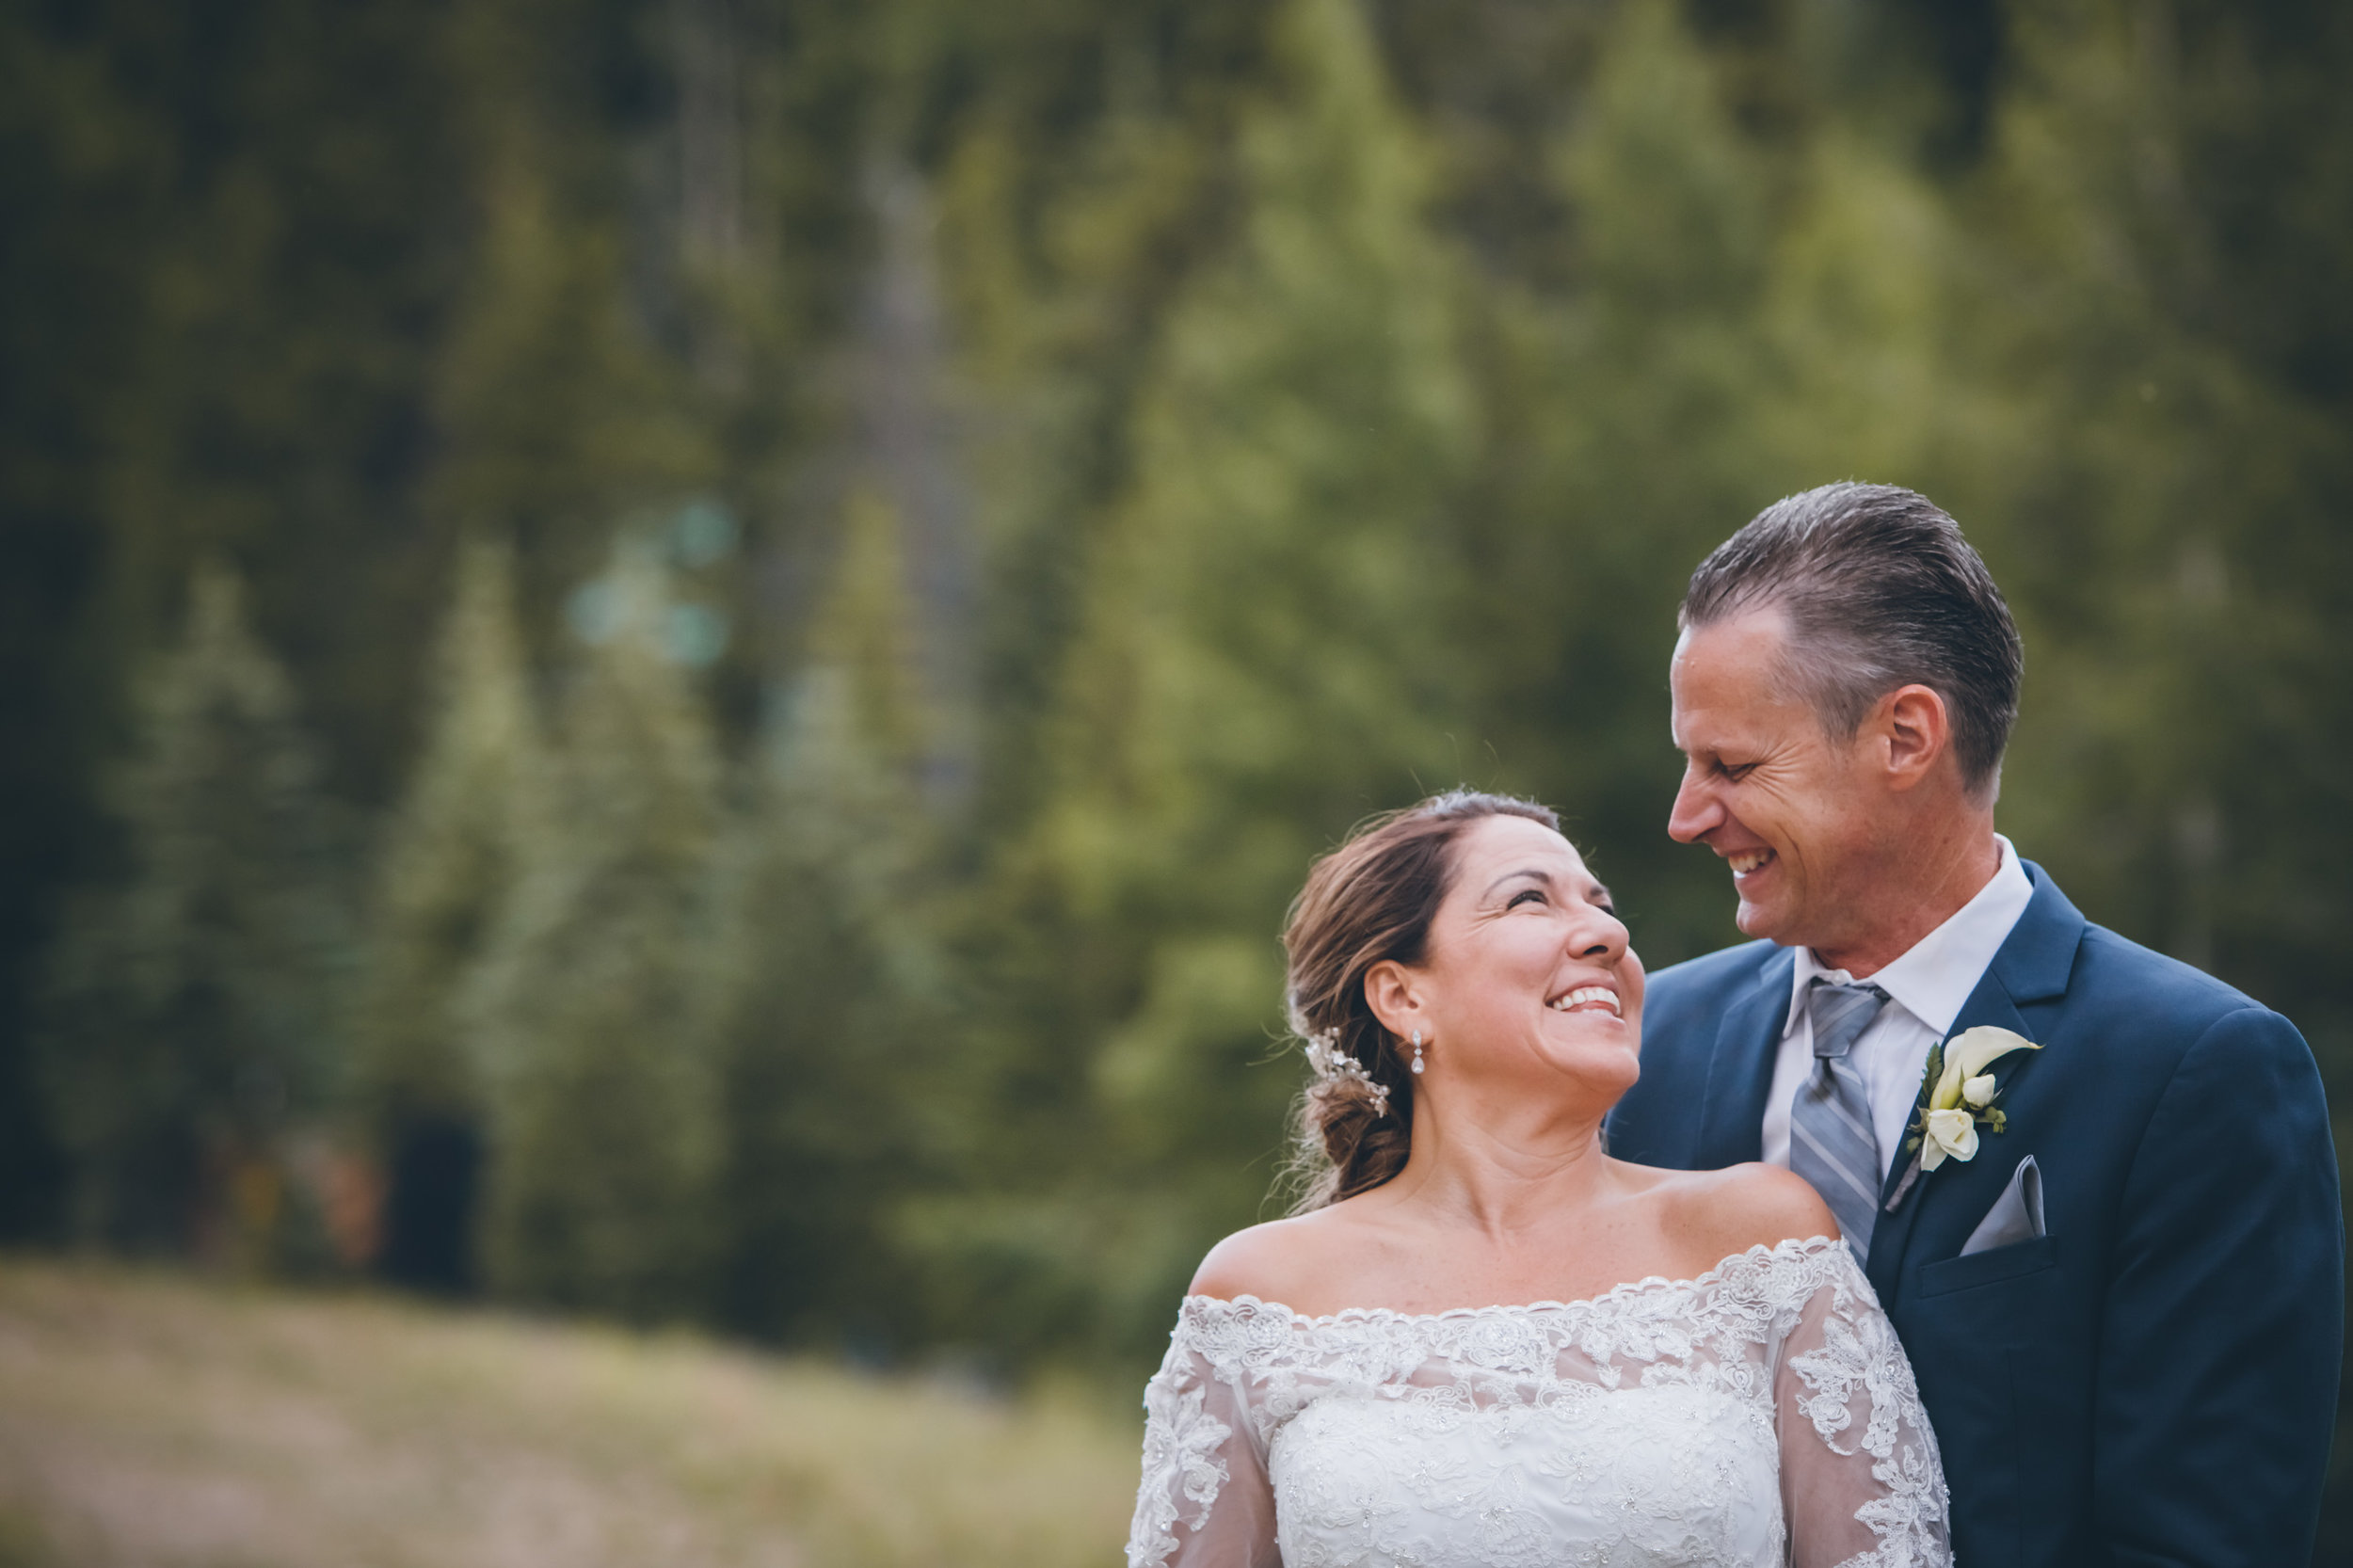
[{"left": 1127, "top": 1236, "right": 1947, "bottom": 1568}]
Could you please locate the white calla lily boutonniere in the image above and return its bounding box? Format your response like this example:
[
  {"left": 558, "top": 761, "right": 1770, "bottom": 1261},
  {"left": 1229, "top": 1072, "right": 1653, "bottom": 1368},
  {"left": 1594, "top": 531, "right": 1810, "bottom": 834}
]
[{"left": 1885, "top": 1025, "right": 2041, "bottom": 1209}]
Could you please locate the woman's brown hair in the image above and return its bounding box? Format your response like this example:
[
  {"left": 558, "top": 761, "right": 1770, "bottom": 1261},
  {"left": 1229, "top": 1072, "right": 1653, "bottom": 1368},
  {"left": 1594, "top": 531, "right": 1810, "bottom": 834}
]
[{"left": 1281, "top": 790, "right": 1561, "bottom": 1210}]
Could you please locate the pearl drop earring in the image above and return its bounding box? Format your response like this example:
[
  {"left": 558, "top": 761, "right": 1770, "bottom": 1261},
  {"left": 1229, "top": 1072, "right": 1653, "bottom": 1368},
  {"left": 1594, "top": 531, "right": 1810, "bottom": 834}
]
[{"left": 1410, "top": 1029, "right": 1426, "bottom": 1075}]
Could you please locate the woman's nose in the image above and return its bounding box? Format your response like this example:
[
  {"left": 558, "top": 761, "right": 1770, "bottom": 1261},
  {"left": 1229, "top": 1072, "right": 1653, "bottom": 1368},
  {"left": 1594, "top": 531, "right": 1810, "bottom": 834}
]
[{"left": 1570, "top": 907, "right": 1629, "bottom": 964}]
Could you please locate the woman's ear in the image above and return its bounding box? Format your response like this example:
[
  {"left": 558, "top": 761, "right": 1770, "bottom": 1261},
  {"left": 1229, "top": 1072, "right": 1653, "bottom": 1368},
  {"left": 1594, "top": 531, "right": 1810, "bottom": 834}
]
[{"left": 1362, "top": 960, "right": 1421, "bottom": 1040}]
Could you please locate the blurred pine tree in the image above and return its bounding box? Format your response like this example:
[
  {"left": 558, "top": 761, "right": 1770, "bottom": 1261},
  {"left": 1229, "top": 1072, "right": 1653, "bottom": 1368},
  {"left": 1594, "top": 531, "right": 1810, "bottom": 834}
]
[
  {"left": 463, "top": 541, "right": 726, "bottom": 1320},
  {"left": 709, "top": 488, "right": 947, "bottom": 1350},
  {"left": 347, "top": 537, "right": 541, "bottom": 1291},
  {"left": 36, "top": 562, "right": 351, "bottom": 1258},
  {"left": 988, "top": 0, "right": 1481, "bottom": 1358}
]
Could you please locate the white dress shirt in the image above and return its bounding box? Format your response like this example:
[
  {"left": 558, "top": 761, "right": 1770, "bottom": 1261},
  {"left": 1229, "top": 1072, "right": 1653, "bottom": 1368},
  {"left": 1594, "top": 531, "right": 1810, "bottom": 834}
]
[{"left": 1760, "top": 836, "right": 2035, "bottom": 1177}]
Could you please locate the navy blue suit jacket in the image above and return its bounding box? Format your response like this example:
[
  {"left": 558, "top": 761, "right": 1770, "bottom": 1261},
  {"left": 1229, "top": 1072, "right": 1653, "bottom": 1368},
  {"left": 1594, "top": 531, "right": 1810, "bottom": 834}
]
[{"left": 1608, "top": 862, "right": 2342, "bottom": 1568}]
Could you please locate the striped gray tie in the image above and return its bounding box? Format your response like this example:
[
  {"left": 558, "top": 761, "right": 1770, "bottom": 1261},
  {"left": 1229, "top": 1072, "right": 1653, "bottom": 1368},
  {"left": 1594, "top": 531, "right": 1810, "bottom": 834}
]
[{"left": 1789, "top": 980, "right": 1891, "bottom": 1254}]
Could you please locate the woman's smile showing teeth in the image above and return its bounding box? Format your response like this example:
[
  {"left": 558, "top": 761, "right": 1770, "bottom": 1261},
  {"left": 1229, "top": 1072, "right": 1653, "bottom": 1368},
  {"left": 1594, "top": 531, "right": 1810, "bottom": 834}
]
[
  {"left": 1727, "top": 848, "right": 1773, "bottom": 877},
  {"left": 1547, "top": 985, "right": 1622, "bottom": 1016}
]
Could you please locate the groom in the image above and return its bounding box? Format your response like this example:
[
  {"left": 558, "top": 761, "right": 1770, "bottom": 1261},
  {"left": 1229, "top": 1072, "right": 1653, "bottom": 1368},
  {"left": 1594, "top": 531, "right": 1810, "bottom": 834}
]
[{"left": 1608, "top": 484, "right": 2342, "bottom": 1567}]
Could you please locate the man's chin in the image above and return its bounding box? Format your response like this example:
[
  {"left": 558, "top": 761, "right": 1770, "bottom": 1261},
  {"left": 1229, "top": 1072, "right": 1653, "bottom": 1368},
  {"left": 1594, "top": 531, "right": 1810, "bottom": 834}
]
[{"left": 1734, "top": 897, "right": 1790, "bottom": 945}]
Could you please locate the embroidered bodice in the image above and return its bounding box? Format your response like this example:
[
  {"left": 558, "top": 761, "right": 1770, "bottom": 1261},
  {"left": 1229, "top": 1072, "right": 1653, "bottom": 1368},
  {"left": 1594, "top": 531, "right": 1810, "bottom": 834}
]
[{"left": 1127, "top": 1236, "right": 1947, "bottom": 1568}]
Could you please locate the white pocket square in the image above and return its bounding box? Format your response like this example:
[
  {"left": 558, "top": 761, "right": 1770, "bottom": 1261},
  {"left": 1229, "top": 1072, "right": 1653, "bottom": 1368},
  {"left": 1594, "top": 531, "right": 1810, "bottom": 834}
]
[{"left": 1959, "top": 1155, "right": 2045, "bottom": 1256}]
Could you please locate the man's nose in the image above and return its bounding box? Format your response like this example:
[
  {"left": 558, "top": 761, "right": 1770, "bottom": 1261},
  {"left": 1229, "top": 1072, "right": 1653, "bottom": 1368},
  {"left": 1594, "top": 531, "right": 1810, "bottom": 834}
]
[{"left": 1668, "top": 768, "right": 1721, "bottom": 844}]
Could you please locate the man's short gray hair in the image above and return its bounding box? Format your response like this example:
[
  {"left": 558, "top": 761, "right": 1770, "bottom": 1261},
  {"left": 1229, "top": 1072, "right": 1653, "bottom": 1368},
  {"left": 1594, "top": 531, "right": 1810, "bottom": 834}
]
[{"left": 1680, "top": 483, "right": 2024, "bottom": 798}]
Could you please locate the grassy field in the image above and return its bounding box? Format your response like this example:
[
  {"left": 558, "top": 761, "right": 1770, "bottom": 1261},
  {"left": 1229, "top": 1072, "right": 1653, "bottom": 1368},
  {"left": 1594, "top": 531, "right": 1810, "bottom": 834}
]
[{"left": 0, "top": 1259, "right": 1142, "bottom": 1568}]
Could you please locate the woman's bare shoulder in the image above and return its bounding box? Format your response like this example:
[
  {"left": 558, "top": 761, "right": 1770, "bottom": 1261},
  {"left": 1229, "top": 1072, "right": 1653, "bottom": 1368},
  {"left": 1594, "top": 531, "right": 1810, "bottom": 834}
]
[
  {"left": 1188, "top": 1204, "right": 1371, "bottom": 1306},
  {"left": 1636, "top": 1160, "right": 1841, "bottom": 1261}
]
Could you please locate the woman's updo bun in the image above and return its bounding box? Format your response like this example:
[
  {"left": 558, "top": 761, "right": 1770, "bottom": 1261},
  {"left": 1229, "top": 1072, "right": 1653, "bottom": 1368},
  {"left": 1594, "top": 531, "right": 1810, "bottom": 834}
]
[{"left": 1281, "top": 790, "right": 1561, "bottom": 1209}]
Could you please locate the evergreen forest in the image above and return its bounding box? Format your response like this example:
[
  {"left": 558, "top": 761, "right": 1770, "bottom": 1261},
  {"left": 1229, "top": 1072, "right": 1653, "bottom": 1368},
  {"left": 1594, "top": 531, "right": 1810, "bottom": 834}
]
[{"left": 5, "top": 0, "right": 2351, "bottom": 1548}]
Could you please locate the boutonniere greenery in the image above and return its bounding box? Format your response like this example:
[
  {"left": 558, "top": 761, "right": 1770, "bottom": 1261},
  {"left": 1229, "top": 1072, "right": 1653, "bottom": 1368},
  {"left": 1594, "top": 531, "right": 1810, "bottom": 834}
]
[{"left": 1885, "top": 1026, "right": 2041, "bottom": 1210}]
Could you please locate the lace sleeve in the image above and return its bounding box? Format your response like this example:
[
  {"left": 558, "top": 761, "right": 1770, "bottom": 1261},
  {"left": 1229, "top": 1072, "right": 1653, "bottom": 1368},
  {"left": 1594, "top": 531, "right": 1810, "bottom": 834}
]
[
  {"left": 1126, "top": 1307, "right": 1278, "bottom": 1568},
  {"left": 1773, "top": 1243, "right": 1950, "bottom": 1568}
]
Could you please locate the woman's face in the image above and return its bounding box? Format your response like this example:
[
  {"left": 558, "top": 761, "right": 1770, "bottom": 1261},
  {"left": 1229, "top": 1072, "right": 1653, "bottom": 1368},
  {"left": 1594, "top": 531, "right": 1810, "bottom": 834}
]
[{"left": 1382, "top": 814, "right": 1644, "bottom": 1100}]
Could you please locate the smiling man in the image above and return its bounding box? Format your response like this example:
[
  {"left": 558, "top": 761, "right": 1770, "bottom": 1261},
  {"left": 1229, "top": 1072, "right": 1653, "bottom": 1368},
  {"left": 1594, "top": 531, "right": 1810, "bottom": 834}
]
[{"left": 1606, "top": 482, "right": 2342, "bottom": 1568}]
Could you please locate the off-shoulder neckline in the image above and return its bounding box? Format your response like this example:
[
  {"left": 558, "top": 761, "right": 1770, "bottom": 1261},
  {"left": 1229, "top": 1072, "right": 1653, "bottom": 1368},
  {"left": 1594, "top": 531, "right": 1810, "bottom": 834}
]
[{"left": 1181, "top": 1233, "right": 1846, "bottom": 1328}]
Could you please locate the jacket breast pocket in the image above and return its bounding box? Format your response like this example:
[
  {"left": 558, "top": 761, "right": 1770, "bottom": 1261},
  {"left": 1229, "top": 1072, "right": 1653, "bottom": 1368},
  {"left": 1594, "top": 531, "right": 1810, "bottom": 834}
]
[{"left": 1916, "top": 1234, "right": 2058, "bottom": 1299}]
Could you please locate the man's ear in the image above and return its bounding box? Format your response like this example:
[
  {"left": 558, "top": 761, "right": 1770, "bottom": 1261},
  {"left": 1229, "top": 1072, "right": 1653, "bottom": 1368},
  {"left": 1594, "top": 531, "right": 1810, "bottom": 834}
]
[
  {"left": 1362, "top": 959, "right": 1422, "bottom": 1040},
  {"left": 1879, "top": 684, "right": 1951, "bottom": 791}
]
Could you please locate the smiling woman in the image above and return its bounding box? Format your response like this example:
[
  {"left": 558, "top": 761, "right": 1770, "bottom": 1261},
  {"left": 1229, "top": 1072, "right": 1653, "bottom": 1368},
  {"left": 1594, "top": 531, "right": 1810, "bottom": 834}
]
[
  {"left": 1123, "top": 790, "right": 1953, "bottom": 1568},
  {"left": 1274, "top": 791, "right": 1570, "bottom": 1208},
  {"left": 1207, "top": 792, "right": 1785, "bottom": 1317}
]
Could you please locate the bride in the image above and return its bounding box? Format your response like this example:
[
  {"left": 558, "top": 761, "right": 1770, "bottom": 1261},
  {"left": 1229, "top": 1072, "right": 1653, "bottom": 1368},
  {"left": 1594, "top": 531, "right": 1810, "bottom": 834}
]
[{"left": 1127, "top": 792, "right": 1949, "bottom": 1568}]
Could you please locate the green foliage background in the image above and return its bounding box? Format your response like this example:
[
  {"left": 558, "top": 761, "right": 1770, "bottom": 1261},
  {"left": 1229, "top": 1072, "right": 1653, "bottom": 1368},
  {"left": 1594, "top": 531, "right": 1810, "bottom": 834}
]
[{"left": 4, "top": 0, "right": 2349, "bottom": 1549}]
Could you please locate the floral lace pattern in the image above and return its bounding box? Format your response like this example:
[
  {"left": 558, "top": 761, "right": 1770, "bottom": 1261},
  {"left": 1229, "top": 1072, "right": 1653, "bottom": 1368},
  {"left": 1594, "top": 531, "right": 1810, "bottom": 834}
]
[
  {"left": 1127, "top": 1237, "right": 1948, "bottom": 1568},
  {"left": 1129, "top": 1368, "right": 1238, "bottom": 1566}
]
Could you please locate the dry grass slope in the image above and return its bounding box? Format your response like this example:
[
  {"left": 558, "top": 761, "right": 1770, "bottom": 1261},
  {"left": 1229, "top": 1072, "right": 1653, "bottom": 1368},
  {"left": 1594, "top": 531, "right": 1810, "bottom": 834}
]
[{"left": 0, "top": 1259, "right": 1140, "bottom": 1568}]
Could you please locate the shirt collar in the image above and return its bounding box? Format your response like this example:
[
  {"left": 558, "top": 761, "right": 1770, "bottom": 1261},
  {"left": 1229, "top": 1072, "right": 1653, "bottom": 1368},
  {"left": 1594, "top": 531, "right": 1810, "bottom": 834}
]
[{"left": 1783, "top": 836, "right": 2035, "bottom": 1040}]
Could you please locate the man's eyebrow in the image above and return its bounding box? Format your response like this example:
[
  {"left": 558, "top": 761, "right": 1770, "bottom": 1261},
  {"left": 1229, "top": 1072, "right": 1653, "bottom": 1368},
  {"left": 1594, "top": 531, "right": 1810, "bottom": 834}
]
[{"left": 1590, "top": 882, "right": 1615, "bottom": 906}]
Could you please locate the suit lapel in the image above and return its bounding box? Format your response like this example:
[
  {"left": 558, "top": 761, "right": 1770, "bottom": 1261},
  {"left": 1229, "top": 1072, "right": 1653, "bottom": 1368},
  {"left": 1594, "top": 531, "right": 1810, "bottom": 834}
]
[
  {"left": 1865, "top": 971, "right": 2035, "bottom": 1296},
  {"left": 1865, "top": 861, "right": 2087, "bottom": 1301},
  {"left": 1693, "top": 947, "right": 1794, "bottom": 1168}
]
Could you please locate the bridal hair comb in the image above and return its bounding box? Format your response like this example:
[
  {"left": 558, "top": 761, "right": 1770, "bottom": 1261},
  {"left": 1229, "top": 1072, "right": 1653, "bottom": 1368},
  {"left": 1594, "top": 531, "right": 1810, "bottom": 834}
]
[{"left": 1303, "top": 1028, "right": 1391, "bottom": 1117}]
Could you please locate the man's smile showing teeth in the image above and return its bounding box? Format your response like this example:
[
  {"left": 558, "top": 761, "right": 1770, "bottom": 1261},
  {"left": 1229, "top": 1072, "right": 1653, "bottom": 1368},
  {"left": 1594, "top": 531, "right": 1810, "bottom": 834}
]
[
  {"left": 1548, "top": 986, "right": 1622, "bottom": 1016},
  {"left": 1727, "top": 849, "right": 1773, "bottom": 876}
]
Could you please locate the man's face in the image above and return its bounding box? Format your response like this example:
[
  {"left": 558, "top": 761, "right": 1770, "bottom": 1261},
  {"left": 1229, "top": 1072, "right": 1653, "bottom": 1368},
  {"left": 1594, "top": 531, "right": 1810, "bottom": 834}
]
[{"left": 1667, "top": 611, "right": 1887, "bottom": 953}]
